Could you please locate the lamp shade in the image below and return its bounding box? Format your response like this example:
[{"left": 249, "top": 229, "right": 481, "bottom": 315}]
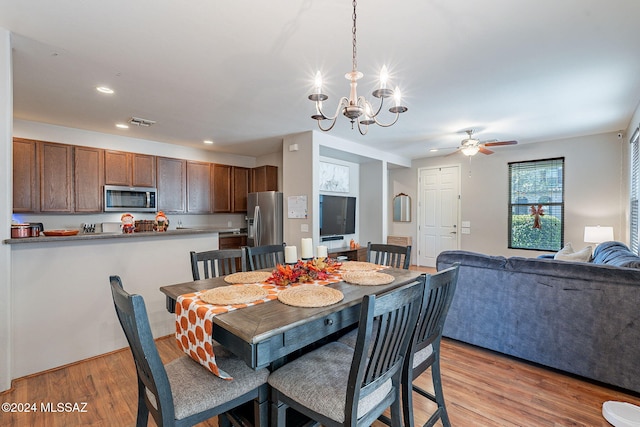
[{"left": 583, "top": 226, "right": 614, "bottom": 244}]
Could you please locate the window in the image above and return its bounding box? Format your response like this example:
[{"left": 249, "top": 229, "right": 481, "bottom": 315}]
[
  {"left": 631, "top": 127, "right": 639, "bottom": 254},
  {"left": 508, "top": 158, "right": 564, "bottom": 251}
]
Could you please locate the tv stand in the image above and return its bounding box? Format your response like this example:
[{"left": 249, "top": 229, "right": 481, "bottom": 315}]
[{"left": 328, "top": 247, "right": 367, "bottom": 262}]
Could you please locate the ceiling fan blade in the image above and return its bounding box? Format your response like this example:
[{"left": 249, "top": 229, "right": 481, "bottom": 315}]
[
  {"left": 478, "top": 145, "right": 494, "bottom": 155},
  {"left": 484, "top": 140, "right": 518, "bottom": 146}
]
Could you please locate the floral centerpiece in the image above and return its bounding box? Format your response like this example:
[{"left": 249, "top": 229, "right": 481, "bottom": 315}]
[{"left": 267, "top": 257, "right": 342, "bottom": 286}]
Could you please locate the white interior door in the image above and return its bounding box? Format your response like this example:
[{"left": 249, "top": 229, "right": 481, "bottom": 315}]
[{"left": 418, "top": 165, "right": 460, "bottom": 267}]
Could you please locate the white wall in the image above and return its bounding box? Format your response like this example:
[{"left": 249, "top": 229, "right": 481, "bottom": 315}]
[
  {"left": 389, "top": 132, "right": 627, "bottom": 258},
  {"left": 0, "top": 27, "right": 13, "bottom": 392},
  {"left": 11, "top": 233, "right": 218, "bottom": 377},
  {"left": 359, "top": 161, "right": 385, "bottom": 246}
]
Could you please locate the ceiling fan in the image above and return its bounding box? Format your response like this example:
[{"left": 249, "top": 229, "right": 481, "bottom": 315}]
[{"left": 449, "top": 130, "right": 518, "bottom": 156}]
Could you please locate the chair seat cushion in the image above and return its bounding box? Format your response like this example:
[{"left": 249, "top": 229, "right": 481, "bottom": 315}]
[
  {"left": 268, "top": 341, "right": 392, "bottom": 423},
  {"left": 166, "top": 347, "right": 269, "bottom": 420},
  {"left": 413, "top": 344, "right": 433, "bottom": 369}
]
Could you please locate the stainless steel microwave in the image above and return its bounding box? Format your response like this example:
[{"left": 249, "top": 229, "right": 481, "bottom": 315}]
[{"left": 104, "top": 185, "right": 157, "bottom": 212}]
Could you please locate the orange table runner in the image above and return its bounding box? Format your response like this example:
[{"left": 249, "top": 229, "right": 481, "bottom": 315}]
[{"left": 174, "top": 273, "right": 342, "bottom": 379}]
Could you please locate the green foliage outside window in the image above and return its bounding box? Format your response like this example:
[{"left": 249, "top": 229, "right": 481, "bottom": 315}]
[{"left": 510, "top": 215, "right": 563, "bottom": 251}]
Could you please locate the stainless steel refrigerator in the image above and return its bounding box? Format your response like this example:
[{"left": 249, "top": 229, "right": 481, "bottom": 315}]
[{"left": 247, "top": 191, "right": 284, "bottom": 246}]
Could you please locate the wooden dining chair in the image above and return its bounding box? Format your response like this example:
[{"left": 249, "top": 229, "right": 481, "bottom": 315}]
[
  {"left": 367, "top": 242, "right": 412, "bottom": 269},
  {"left": 190, "top": 248, "right": 246, "bottom": 280},
  {"left": 400, "top": 263, "right": 459, "bottom": 427},
  {"left": 267, "top": 276, "right": 425, "bottom": 427},
  {"left": 245, "top": 243, "right": 286, "bottom": 270},
  {"left": 109, "top": 275, "right": 269, "bottom": 427}
]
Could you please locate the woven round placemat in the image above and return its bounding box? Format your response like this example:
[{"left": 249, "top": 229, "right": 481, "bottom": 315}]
[
  {"left": 341, "top": 271, "right": 395, "bottom": 286},
  {"left": 200, "top": 284, "right": 269, "bottom": 305},
  {"left": 277, "top": 285, "right": 344, "bottom": 308},
  {"left": 339, "top": 261, "right": 379, "bottom": 271},
  {"left": 223, "top": 271, "right": 272, "bottom": 284}
]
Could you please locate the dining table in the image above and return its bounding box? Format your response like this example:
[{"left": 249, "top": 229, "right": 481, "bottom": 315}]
[{"left": 160, "top": 266, "right": 423, "bottom": 371}]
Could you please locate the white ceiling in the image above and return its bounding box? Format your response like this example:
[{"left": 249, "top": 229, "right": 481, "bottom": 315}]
[{"left": 2, "top": 0, "right": 640, "bottom": 160}]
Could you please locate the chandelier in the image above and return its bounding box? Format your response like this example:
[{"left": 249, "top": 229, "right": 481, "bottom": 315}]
[{"left": 308, "top": 0, "right": 408, "bottom": 135}]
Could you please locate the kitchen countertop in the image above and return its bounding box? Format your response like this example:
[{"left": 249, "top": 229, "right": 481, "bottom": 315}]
[{"left": 4, "top": 228, "right": 224, "bottom": 245}]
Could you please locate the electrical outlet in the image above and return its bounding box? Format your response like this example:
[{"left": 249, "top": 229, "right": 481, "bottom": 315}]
[
  {"left": 301, "top": 224, "right": 309, "bottom": 232},
  {"left": 227, "top": 221, "right": 233, "bottom": 227}
]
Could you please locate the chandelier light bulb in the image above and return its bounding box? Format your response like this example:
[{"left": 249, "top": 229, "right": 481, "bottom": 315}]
[
  {"left": 379, "top": 66, "right": 389, "bottom": 89},
  {"left": 394, "top": 87, "right": 402, "bottom": 106},
  {"left": 314, "top": 71, "right": 323, "bottom": 93}
]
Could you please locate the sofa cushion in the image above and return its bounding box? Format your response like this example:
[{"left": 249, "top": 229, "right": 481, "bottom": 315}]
[
  {"left": 554, "top": 243, "right": 592, "bottom": 262},
  {"left": 592, "top": 241, "right": 640, "bottom": 268}
]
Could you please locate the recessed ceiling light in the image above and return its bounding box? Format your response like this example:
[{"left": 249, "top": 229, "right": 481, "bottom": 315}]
[
  {"left": 203, "top": 140, "right": 214, "bottom": 145},
  {"left": 116, "top": 123, "right": 129, "bottom": 129},
  {"left": 96, "top": 86, "right": 114, "bottom": 94},
  {"left": 430, "top": 148, "right": 439, "bottom": 152}
]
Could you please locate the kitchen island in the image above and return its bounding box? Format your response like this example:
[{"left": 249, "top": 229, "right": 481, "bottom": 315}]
[{"left": 7, "top": 228, "right": 223, "bottom": 378}]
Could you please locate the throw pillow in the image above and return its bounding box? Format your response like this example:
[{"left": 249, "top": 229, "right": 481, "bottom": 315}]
[{"left": 554, "top": 243, "right": 592, "bottom": 262}]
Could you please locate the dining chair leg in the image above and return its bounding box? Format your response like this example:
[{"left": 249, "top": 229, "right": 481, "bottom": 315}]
[
  {"left": 135, "top": 380, "right": 149, "bottom": 427},
  {"left": 401, "top": 362, "right": 415, "bottom": 427},
  {"left": 390, "top": 392, "right": 403, "bottom": 427},
  {"left": 254, "top": 384, "right": 269, "bottom": 427},
  {"left": 218, "top": 413, "right": 232, "bottom": 427},
  {"left": 271, "top": 398, "right": 287, "bottom": 427},
  {"left": 431, "top": 355, "right": 451, "bottom": 427}
]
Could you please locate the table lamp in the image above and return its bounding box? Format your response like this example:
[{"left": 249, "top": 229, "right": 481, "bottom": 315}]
[{"left": 583, "top": 226, "right": 614, "bottom": 245}]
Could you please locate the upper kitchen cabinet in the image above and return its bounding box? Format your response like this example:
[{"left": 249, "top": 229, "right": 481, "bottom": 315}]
[
  {"left": 156, "top": 156, "right": 186, "bottom": 213},
  {"left": 39, "top": 141, "right": 74, "bottom": 213},
  {"left": 212, "top": 165, "right": 248, "bottom": 213},
  {"left": 186, "top": 161, "right": 212, "bottom": 213},
  {"left": 105, "top": 150, "right": 156, "bottom": 187},
  {"left": 13, "top": 138, "right": 38, "bottom": 213},
  {"left": 212, "top": 164, "right": 232, "bottom": 213},
  {"left": 251, "top": 165, "right": 278, "bottom": 192},
  {"left": 74, "top": 146, "right": 104, "bottom": 213},
  {"left": 233, "top": 167, "right": 249, "bottom": 212}
]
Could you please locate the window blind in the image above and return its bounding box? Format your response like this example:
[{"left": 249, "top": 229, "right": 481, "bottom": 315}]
[
  {"left": 508, "top": 157, "right": 565, "bottom": 251},
  {"left": 631, "top": 128, "right": 639, "bottom": 254}
]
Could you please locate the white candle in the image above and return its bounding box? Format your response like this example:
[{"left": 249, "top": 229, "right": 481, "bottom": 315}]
[
  {"left": 301, "top": 238, "right": 313, "bottom": 259},
  {"left": 317, "top": 245, "right": 328, "bottom": 258},
  {"left": 285, "top": 246, "right": 297, "bottom": 264}
]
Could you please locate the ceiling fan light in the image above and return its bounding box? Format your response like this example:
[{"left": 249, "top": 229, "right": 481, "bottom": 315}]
[{"left": 461, "top": 145, "right": 480, "bottom": 156}]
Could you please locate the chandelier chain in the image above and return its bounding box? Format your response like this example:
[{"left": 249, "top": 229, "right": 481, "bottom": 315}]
[{"left": 352, "top": 0, "right": 357, "bottom": 72}]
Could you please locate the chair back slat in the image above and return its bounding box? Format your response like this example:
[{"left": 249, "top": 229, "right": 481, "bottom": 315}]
[
  {"left": 367, "top": 242, "right": 412, "bottom": 269},
  {"left": 245, "top": 244, "right": 286, "bottom": 271},
  {"left": 190, "top": 248, "right": 247, "bottom": 280},
  {"left": 109, "top": 276, "right": 175, "bottom": 424}
]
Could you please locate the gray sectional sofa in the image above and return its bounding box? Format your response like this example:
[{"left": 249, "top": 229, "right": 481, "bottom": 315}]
[{"left": 436, "top": 241, "right": 640, "bottom": 393}]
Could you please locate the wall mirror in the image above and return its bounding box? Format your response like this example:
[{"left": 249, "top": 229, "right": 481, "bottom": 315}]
[{"left": 393, "top": 193, "right": 411, "bottom": 222}]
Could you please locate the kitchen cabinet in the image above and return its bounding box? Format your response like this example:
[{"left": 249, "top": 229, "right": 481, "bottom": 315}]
[
  {"left": 212, "top": 165, "right": 249, "bottom": 213},
  {"left": 212, "top": 164, "right": 232, "bottom": 213},
  {"left": 219, "top": 233, "right": 247, "bottom": 270},
  {"left": 251, "top": 165, "right": 278, "bottom": 192},
  {"left": 105, "top": 150, "right": 156, "bottom": 187},
  {"left": 13, "top": 138, "right": 38, "bottom": 213},
  {"left": 74, "top": 146, "right": 104, "bottom": 212},
  {"left": 218, "top": 234, "right": 247, "bottom": 249},
  {"left": 157, "top": 157, "right": 186, "bottom": 213},
  {"left": 39, "top": 141, "right": 74, "bottom": 213},
  {"left": 233, "top": 167, "right": 249, "bottom": 212},
  {"left": 186, "top": 161, "right": 211, "bottom": 213}
]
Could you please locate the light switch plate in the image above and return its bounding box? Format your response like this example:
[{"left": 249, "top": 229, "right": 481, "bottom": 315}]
[
  {"left": 461, "top": 221, "right": 471, "bottom": 228},
  {"left": 301, "top": 223, "right": 309, "bottom": 232},
  {"left": 461, "top": 228, "right": 471, "bottom": 234}
]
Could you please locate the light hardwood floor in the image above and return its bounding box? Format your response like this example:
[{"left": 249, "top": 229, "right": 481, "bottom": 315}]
[{"left": 2, "top": 266, "right": 638, "bottom": 426}]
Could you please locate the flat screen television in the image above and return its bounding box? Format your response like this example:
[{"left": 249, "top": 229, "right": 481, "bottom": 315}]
[{"left": 319, "top": 195, "right": 356, "bottom": 236}]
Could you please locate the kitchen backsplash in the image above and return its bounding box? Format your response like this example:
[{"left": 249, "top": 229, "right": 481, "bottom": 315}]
[{"left": 11, "top": 213, "right": 247, "bottom": 232}]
